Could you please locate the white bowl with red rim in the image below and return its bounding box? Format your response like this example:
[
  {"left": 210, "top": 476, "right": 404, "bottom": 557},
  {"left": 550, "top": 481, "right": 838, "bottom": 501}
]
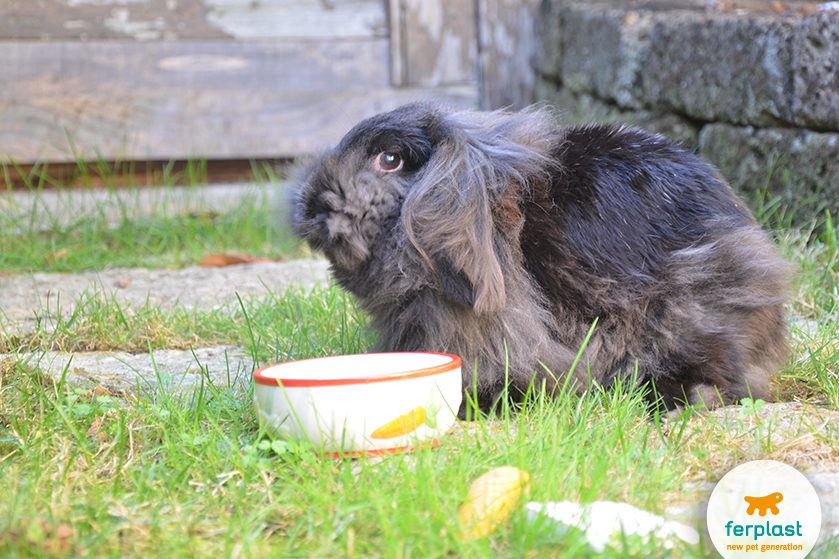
[{"left": 252, "top": 352, "right": 463, "bottom": 457}]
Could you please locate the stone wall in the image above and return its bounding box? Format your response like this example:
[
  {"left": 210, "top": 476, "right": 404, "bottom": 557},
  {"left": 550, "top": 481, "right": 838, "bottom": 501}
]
[{"left": 534, "top": 0, "right": 839, "bottom": 225}]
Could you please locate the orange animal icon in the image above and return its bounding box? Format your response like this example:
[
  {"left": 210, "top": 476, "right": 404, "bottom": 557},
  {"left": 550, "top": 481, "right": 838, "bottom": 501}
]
[{"left": 744, "top": 492, "right": 783, "bottom": 516}]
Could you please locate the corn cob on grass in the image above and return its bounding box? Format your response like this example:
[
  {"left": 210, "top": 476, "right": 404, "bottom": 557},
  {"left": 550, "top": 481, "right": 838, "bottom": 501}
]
[{"left": 458, "top": 466, "right": 532, "bottom": 540}]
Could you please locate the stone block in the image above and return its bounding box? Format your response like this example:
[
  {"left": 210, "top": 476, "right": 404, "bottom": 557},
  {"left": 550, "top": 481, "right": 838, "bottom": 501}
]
[
  {"left": 535, "top": 79, "right": 700, "bottom": 147},
  {"left": 534, "top": 0, "right": 564, "bottom": 79},
  {"left": 699, "top": 123, "right": 839, "bottom": 224},
  {"left": 643, "top": 13, "right": 796, "bottom": 126},
  {"left": 792, "top": 12, "right": 839, "bottom": 129},
  {"left": 559, "top": 3, "right": 658, "bottom": 110}
]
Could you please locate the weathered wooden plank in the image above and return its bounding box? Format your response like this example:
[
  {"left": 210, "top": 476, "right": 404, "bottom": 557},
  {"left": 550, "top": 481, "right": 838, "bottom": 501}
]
[
  {"left": 0, "top": 86, "right": 479, "bottom": 163},
  {"left": 1, "top": 39, "right": 391, "bottom": 98},
  {"left": 478, "top": 0, "right": 540, "bottom": 109},
  {"left": 0, "top": 37, "right": 441, "bottom": 163},
  {"left": 205, "top": 0, "right": 388, "bottom": 40},
  {"left": 0, "top": 1, "right": 485, "bottom": 164},
  {"left": 400, "top": 0, "right": 478, "bottom": 86},
  {"left": 0, "top": 0, "right": 386, "bottom": 41},
  {"left": 0, "top": 0, "right": 228, "bottom": 40},
  {"left": 388, "top": 0, "right": 406, "bottom": 85}
]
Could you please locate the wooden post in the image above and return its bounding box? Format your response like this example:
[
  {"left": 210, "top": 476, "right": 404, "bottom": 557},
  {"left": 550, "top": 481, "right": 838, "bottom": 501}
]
[{"left": 478, "top": 0, "right": 541, "bottom": 110}]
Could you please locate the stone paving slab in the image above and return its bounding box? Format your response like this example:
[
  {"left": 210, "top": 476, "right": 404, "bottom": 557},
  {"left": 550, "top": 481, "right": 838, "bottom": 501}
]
[
  {"left": 809, "top": 473, "right": 839, "bottom": 546},
  {"left": 0, "top": 258, "right": 330, "bottom": 397},
  {"left": 0, "top": 259, "right": 331, "bottom": 336},
  {"left": 9, "top": 345, "right": 255, "bottom": 398},
  {"left": 0, "top": 180, "right": 291, "bottom": 234}
]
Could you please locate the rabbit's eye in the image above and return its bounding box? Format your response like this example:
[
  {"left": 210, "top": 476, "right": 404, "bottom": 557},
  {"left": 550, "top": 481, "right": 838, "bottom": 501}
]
[{"left": 374, "top": 152, "right": 403, "bottom": 173}]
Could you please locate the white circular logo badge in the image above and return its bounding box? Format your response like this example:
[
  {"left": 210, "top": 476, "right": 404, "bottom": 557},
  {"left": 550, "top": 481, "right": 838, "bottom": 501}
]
[{"left": 707, "top": 460, "right": 821, "bottom": 558}]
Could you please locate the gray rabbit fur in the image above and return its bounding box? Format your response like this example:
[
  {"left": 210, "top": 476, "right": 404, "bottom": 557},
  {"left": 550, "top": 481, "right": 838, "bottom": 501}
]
[{"left": 294, "top": 103, "right": 791, "bottom": 415}]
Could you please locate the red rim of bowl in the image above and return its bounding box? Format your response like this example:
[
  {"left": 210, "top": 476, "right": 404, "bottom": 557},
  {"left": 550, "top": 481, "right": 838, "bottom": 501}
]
[
  {"left": 321, "top": 439, "right": 440, "bottom": 459},
  {"left": 252, "top": 352, "right": 462, "bottom": 387}
]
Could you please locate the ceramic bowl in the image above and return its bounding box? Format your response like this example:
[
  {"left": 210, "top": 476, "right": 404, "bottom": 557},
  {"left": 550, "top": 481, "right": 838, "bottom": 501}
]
[{"left": 252, "top": 352, "right": 462, "bottom": 457}]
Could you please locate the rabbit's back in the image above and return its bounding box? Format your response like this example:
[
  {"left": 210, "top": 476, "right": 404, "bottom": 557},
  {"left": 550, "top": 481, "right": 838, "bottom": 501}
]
[{"left": 519, "top": 124, "right": 790, "bottom": 408}]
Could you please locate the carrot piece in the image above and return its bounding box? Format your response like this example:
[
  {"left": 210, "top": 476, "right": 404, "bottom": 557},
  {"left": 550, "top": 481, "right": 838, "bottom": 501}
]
[{"left": 370, "top": 407, "right": 426, "bottom": 439}]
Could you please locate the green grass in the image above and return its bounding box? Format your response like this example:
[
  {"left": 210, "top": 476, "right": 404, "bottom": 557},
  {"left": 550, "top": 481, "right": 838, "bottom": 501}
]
[
  {"left": 0, "top": 358, "right": 723, "bottom": 558},
  {"left": 2, "top": 351, "right": 836, "bottom": 558},
  {"left": 1, "top": 160, "right": 299, "bottom": 271},
  {"left": 770, "top": 206, "right": 839, "bottom": 410},
  {"left": 1, "top": 166, "right": 838, "bottom": 557}
]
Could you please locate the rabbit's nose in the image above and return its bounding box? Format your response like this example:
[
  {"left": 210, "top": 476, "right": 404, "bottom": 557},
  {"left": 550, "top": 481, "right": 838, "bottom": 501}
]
[{"left": 326, "top": 213, "right": 353, "bottom": 241}]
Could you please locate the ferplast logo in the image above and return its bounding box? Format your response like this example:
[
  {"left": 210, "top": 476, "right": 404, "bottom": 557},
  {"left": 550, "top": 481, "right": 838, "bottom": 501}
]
[
  {"left": 707, "top": 461, "right": 821, "bottom": 558},
  {"left": 724, "top": 492, "right": 804, "bottom": 543},
  {"left": 745, "top": 492, "right": 783, "bottom": 516}
]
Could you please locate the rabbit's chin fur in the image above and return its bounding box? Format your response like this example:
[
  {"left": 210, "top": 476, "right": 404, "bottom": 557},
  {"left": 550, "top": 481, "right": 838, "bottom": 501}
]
[{"left": 294, "top": 102, "right": 792, "bottom": 416}]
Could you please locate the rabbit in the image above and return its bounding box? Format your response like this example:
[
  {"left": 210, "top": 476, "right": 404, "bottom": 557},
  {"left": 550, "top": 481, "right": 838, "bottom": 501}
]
[{"left": 293, "top": 102, "right": 791, "bottom": 416}]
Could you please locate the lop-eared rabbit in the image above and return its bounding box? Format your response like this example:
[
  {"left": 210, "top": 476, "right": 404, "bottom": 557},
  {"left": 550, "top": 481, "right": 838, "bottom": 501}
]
[{"left": 294, "top": 103, "right": 791, "bottom": 415}]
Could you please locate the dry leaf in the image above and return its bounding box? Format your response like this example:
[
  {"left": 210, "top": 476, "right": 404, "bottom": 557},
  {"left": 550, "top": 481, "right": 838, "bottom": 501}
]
[
  {"left": 88, "top": 385, "right": 114, "bottom": 399},
  {"left": 184, "top": 209, "right": 220, "bottom": 223},
  {"left": 24, "top": 518, "right": 73, "bottom": 555},
  {"left": 87, "top": 416, "right": 107, "bottom": 440},
  {"left": 114, "top": 277, "right": 132, "bottom": 288},
  {"left": 458, "top": 466, "right": 531, "bottom": 540},
  {"left": 199, "top": 253, "right": 271, "bottom": 267},
  {"left": 45, "top": 248, "right": 69, "bottom": 266},
  {"left": 55, "top": 524, "right": 72, "bottom": 540}
]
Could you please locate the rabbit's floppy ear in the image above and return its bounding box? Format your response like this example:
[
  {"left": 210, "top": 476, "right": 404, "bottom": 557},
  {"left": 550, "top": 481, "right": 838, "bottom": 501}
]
[{"left": 401, "top": 109, "right": 554, "bottom": 315}]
